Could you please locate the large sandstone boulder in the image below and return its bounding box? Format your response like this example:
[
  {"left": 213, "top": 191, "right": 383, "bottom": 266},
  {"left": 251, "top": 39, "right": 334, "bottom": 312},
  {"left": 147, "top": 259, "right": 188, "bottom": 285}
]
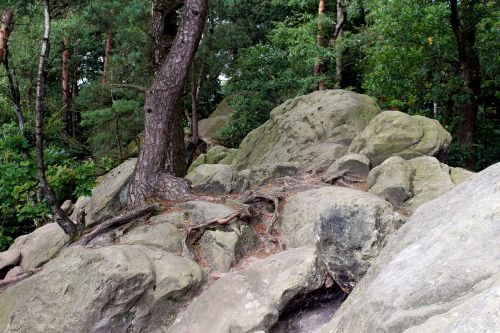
[
  {"left": 198, "top": 94, "right": 237, "bottom": 139},
  {"left": 185, "top": 164, "right": 241, "bottom": 194},
  {"left": 231, "top": 90, "right": 380, "bottom": 170},
  {"left": 167, "top": 247, "right": 325, "bottom": 333},
  {"left": 0, "top": 245, "right": 202, "bottom": 333},
  {"left": 367, "top": 156, "right": 471, "bottom": 211},
  {"left": 8, "top": 222, "right": 69, "bottom": 270},
  {"left": 280, "top": 187, "right": 404, "bottom": 291},
  {"left": 84, "top": 158, "right": 137, "bottom": 226},
  {"left": 349, "top": 111, "right": 452, "bottom": 166},
  {"left": 318, "top": 162, "right": 500, "bottom": 333}
]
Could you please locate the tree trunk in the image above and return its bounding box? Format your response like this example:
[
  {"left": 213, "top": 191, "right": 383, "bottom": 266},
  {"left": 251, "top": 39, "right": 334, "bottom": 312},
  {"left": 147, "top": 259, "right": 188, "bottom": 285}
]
[
  {"left": 334, "top": 0, "right": 346, "bottom": 88},
  {"left": 61, "top": 35, "right": 70, "bottom": 135},
  {"left": 71, "top": 47, "right": 79, "bottom": 137},
  {"left": 3, "top": 50, "right": 25, "bottom": 131},
  {"left": 314, "top": 0, "right": 325, "bottom": 90},
  {"left": 35, "top": 0, "right": 76, "bottom": 237},
  {"left": 128, "top": 0, "right": 208, "bottom": 206},
  {"left": 449, "top": 0, "right": 481, "bottom": 166},
  {"left": 191, "top": 63, "right": 199, "bottom": 144},
  {"left": 152, "top": 0, "right": 183, "bottom": 70},
  {"left": 102, "top": 27, "right": 112, "bottom": 84},
  {"left": 0, "top": 9, "right": 14, "bottom": 62}
]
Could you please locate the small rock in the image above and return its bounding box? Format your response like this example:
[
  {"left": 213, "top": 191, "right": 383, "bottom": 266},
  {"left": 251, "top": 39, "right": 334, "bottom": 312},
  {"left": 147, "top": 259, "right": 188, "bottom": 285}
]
[
  {"left": 69, "top": 195, "right": 91, "bottom": 221},
  {"left": 185, "top": 164, "right": 241, "bottom": 194},
  {"left": 322, "top": 153, "right": 370, "bottom": 183},
  {"left": 4, "top": 266, "right": 23, "bottom": 279},
  {"left": 60, "top": 200, "right": 74, "bottom": 215},
  {"left": 120, "top": 221, "right": 183, "bottom": 253},
  {"left": 367, "top": 156, "right": 412, "bottom": 205}
]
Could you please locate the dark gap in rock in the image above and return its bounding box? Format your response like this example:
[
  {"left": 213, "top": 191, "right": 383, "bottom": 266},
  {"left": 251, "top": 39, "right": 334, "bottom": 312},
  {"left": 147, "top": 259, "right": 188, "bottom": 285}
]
[{"left": 271, "top": 282, "right": 347, "bottom": 333}]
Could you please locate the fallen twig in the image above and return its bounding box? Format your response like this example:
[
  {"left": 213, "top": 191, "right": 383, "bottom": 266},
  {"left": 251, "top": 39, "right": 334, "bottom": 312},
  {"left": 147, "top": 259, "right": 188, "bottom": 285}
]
[{"left": 76, "top": 204, "right": 159, "bottom": 246}]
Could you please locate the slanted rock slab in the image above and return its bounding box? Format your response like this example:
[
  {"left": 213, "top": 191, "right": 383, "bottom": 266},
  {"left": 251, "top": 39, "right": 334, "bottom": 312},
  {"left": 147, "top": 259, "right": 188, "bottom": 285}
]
[
  {"left": 167, "top": 247, "right": 325, "bottom": 333},
  {"left": 317, "top": 162, "right": 500, "bottom": 333},
  {"left": 120, "top": 221, "right": 183, "bottom": 253},
  {"left": 0, "top": 249, "right": 21, "bottom": 278},
  {"left": 84, "top": 158, "right": 137, "bottom": 226},
  {"left": 8, "top": 222, "right": 69, "bottom": 270},
  {"left": 322, "top": 153, "right": 370, "bottom": 183}
]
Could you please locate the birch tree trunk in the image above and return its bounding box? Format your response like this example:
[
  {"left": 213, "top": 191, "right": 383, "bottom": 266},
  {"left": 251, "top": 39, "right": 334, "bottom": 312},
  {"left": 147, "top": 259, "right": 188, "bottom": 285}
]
[
  {"left": 128, "top": 0, "right": 208, "bottom": 206},
  {"left": 35, "top": 0, "right": 76, "bottom": 237}
]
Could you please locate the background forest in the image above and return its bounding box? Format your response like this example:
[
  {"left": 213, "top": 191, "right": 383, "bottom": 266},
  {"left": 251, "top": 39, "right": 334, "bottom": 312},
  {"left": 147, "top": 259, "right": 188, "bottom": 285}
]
[{"left": 0, "top": 0, "right": 498, "bottom": 250}]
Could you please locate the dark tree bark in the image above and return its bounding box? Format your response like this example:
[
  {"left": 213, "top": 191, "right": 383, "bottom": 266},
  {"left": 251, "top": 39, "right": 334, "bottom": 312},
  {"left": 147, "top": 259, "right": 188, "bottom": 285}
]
[
  {"left": 191, "top": 62, "right": 199, "bottom": 144},
  {"left": 71, "top": 46, "right": 79, "bottom": 137},
  {"left": 314, "top": 0, "right": 326, "bottom": 90},
  {"left": 35, "top": 0, "right": 76, "bottom": 237},
  {"left": 334, "top": 0, "right": 346, "bottom": 88},
  {"left": 152, "top": 0, "right": 183, "bottom": 70},
  {"left": 0, "top": 9, "right": 14, "bottom": 62},
  {"left": 449, "top": 0, "right": 481, "bottom": 160},
  {"left": 102, "top": 27, "right": 112, "bottom": 84},
  {"left": 61, "top": 35, "right": 70, "bottom": 135},
  {"left": 128, "top": 0, "right": 208, "bottom": 206},
  {"left": 3, "top": 50, "right": 25, "bottom": 131}
]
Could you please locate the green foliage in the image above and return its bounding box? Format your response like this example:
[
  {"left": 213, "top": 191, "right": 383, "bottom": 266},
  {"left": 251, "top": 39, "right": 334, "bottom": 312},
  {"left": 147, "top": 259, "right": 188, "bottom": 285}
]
[
  {"left": 0, "top": 124, "right": 108, "bottom": 251},
  {"left": 217, "top": 94, "right": 274, "bottom": 147}
]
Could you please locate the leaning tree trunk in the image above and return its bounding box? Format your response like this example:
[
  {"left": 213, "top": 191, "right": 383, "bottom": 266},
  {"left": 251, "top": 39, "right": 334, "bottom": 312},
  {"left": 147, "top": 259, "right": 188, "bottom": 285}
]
[
  {"left": 128, "top": 0, "right": 208, "bottom": 206},
  {"left": 314, "top": 0, "right": 326, "bottom": 90},
  {"left": 3, "top": 51, "right": 25, "bottom": 131},
  {"left": 152, "top": 0, "right": 182, "bottom": 71},
  {"left": 450, "top": 0, "right": 481, "bottom": 152},
  {"left": 35, "top": 0, "right": 76, "bottom": 237},
  {"left": 334, "top": 0, "right": 346, "bottom": 88}
]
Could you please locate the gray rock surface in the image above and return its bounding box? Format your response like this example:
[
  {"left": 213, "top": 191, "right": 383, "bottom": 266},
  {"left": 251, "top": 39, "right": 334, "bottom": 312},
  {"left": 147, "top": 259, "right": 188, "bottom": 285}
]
[
  {"left": 450, "top": 166, "right": 475, "bottom": 185},
  {"left": 0, "top": 245, "right": 202, "bottom": 333},
  {"left": 84, "top": 158, "right": 137, "bottom": 226},
  {"left": 317, "top": 162, "right": 500, "bottom": 333},
  {"left": 199, "top": 224, "right": 259, "bottom": 273},
  {"left": 60, "top": 200, "right": 74, "bottom": 215},
  {"left": 0, "top": 249, "right": 21, "bottom": 277},
  {"left": 167, "top": 247, "right": 325, "bottom": 333},
  {"left": 188, "top": 145, "right": 238, "bottom": 173},
  {"left": 69, "top": 195, "right": 90, "bottom": 221},
  {"left": 407, "top": 156, "right": 455, "bottom": 210},
  {"left": 242, "top": 162, "right": 301, "bottom": 186},
  {"left": 349, "top": 111, "right": 452, "bottom": 166},
  {"left": 366, "top": 156, "right": 413, "bottom": 205},
  {"left": 120, "top": 221, "right": 183, "bottom": 253},
  {"left": 179, "top": 201, "right": 235, "bottom": 225},
  {"left": 198, "top": 94, "right": 236, "bottom": 139},
  {"left": 185, "top": 164, "right": 241, "bottom": 194},
  {"left": 231, "top": 90, "right": 380, "bottom": 170},
  {"left": 367, "top": 156, "right": 458, "bottom": 210},
  {"left": 322, "top": 154, "right": 370, "bottom": 183},
  {"left": 8, "top": 223, "right": 69, "bottom": 270}
]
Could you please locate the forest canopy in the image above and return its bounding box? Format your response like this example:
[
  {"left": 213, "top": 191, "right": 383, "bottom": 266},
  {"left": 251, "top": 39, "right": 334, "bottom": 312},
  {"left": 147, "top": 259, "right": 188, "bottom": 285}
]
[{"left": 0, "top": 0, "right": 498, "bottom": 249}]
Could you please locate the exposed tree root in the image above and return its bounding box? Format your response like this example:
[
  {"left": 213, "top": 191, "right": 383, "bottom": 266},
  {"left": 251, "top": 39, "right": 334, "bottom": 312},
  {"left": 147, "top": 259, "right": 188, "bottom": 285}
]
[
  {"left": 0, "top": 268, "right": 42, "bottom": 292},
  {"left": 76, "top": 204, "right": 159, "bottom": 246},
  {"left": 182, "top": 191, "right": 283, "bottom": 258}
]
